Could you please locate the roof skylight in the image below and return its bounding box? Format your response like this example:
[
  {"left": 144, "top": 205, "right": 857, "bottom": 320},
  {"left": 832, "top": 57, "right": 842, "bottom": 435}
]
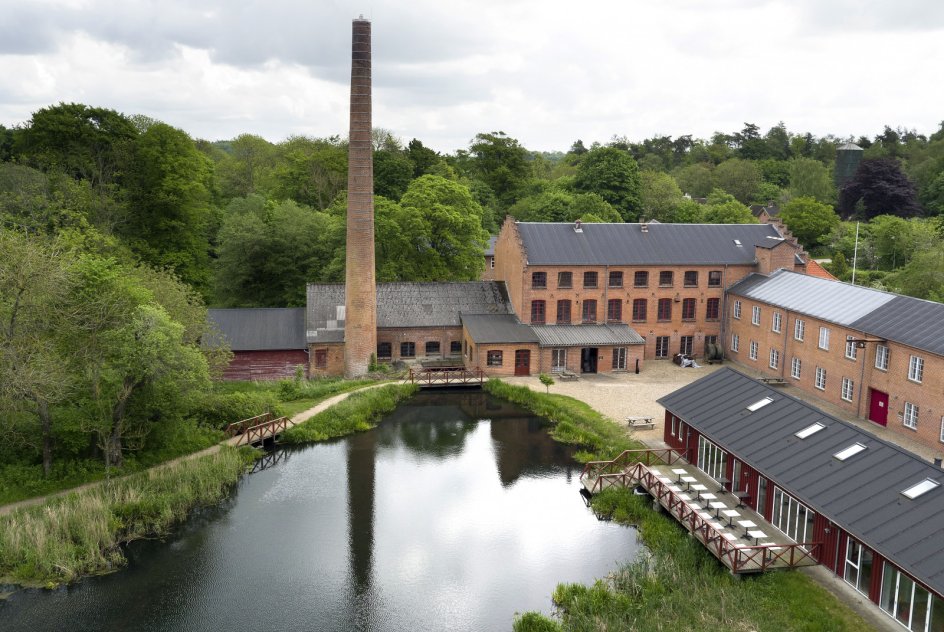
[
  {"left": 902, "top": 478, "right": 940, "bottom": 499},
  {"left": 733, "top": 239, "right": 742, "bottom": 247},
  {"left": 746, "top": 396, "right": 774, "bottom": 412},
  {"left": 834, "top": 443, "right": 867, "bottom": 461},
  {"left": 795, "top": 422, "right": 825, "bottom": 439}
]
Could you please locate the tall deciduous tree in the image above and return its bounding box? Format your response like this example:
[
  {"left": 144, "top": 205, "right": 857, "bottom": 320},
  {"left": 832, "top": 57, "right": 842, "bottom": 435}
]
[
  {"left": 701, "top": 190, "right": 756, "bottom": 224},
  {"left": 713, "top": 158, "right": 762, "bottom": 204},
  {"left": 788, "top": 158, "right": 835, "bottom": 204},
  {"left": 674, "top": 163, "right": 714, "bottom": 198},
  {"left": 780, "top": 197, "right": 839, "bottom": 248},
  {"left": 573, "top": 146, "right": 642, "bottom": 221},
  {"left": 468, "top": 132, "right": 530, "bottom": 208},
  {"left": 839, "top": 158, "right": 923, "bottom": 219},
  {"left": 639, "top": 170, "right": 684, "bottom": 221}
]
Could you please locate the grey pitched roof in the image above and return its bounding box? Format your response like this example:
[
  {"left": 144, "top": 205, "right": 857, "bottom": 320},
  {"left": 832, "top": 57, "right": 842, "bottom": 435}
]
[
  {"left": 837, "top": 142, "right": 864, "bottom": 151},
  {"left": 729, "top": 269, "right": 944, "bottom": 355},
  {"left": 207, "top": 308, "right": 306, "bottom": 350},
  {"left": 306, "top": 282, "right": 512, "bottom": 343},
  {"left": 531, "top": 324, "right": 645, "bottom": 347},
  {"left": 461, "top": 313, "right": 539, "bottom": 344},
  {"left": 484, "top": 235, "right": 497, "bottom": 256},
  {"left": 515, "top": 222, "right": 788, "bottom": 266},
  {"left": 727, "top": 269, "right": 895, "bottom": 326},
  {"left": 658, "top": 367, "right": 944, "bottom": 597}
]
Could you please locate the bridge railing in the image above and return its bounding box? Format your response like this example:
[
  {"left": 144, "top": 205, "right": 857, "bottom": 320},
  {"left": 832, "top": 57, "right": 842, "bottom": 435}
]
[
  {"left": 580, "top": 448, "right": 686, "bottom": 492},
  {"left": 225, "top": 412, "right": 273, "bottom": 437},
  {"left": 408, "top": 367, "right": 486, "bottom": 386},
  {"left": 235, "top": 416, "right": 289, "bottom": 446}
]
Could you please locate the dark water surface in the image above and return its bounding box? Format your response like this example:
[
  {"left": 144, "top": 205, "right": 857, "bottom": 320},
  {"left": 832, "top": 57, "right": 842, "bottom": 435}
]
[{"left": 0, "top": 390, "right": 639, "bottom": 631}]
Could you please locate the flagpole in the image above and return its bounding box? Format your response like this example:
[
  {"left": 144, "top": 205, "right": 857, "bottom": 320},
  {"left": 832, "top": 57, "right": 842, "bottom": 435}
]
[{"left": 851, "top": 222, "right": 859, "bottom": 285}]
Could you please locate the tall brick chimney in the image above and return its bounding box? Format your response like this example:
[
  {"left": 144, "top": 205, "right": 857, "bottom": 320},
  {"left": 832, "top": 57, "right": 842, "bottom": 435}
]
[{"left": 344, "top": 17, "right": 377, "bottom": 377}]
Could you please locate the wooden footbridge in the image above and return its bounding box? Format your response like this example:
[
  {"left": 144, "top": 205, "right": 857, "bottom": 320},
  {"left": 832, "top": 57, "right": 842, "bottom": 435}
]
[
  {"left": 408, "top": 367, "right": 486, "bottom": 388},
  {"left": 225, "top": 412, "right": 289, "bottom": 447},
  {"left": 581, "top": 449, "right": 820, "bottom": 575}
]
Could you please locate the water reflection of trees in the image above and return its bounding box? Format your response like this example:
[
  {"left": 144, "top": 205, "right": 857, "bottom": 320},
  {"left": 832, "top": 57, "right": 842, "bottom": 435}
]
[{"left": 490, "top": 416, "right": 577, "bottom": 486}]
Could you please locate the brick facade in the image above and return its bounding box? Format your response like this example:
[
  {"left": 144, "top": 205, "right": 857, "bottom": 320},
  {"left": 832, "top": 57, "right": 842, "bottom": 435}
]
[
  {"left": 308, "top": 343, "right": 345, "bottom": 378},
  {"left": 726, "top": 295, "right": 944, "bottom": 450},
  {"left": 376, "top": 326, "right": 464, "bottom": 366}
]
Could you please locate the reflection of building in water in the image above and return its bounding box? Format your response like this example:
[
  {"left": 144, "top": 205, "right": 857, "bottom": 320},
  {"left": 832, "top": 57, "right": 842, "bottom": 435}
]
[
  {"left": 489, "top": 415, "right": 576, "bottom": 486},
  {"left": 346, "top": 430, "right": 375, "bottom": 595}
]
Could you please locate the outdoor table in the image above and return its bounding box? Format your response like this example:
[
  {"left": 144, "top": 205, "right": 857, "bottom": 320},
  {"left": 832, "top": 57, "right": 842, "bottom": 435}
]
[
  {"left": 715, "top": 477, "right": 731, "bottom": 492},
  {"left": 699, "top": 492, "right": 717, "bottom": 506},
  {"left": 677, "top": 493, "right": 691, "bottom": 502},
  {"left": 722, "top": 509, "right": 740, "bottom": 527},
  {"left": 672, "top": 468, "right": 687, "bottom": 482},
  {"left": 737, "top": 519, "right": 757, "bottom": 537},
  {"left": 681, "top": 476, "right": 697, "bottom": 490},
  {"left": 733, "top": 490, "right": 750, "bottom": 508},
  {"left": 708, "top": 501, "right": 727, "bottom": 517},
  {"left": 690, "top": 483, "right": 707, "bottom": 497},
  {"left": 667, "top": 485, "right": 682, "bottom": 493},
  {"left": 748, "top": 530, "right": 768, "bottom": 546},
  {"left": 721, "top": 532, "right": 739, "bottom": 543}
]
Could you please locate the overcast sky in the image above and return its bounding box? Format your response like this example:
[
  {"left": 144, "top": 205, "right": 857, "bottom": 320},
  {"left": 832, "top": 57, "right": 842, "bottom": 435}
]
[{"left": 1, "top": 0, "right": 942, "bottom": 153}]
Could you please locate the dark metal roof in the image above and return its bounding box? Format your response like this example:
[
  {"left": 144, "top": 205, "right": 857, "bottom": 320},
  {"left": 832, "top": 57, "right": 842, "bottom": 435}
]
[
  {"left": 484, "top": 235, "right": 497, "bottom": 257},
  {"left": 531, "top": 324, "right": 645, "bottom": 347},
  {"left": 207, "top": 308, "right": 307, "bottom": 350},
  {"left": 306, "top": 282, "right": 513, "bottom": 343},
  {"left": 849, "top": 295, "right": 944, "bottom": 356},
  {"left": 729, "top": 269, "right": 944, "bottom": 356},
  {"left": 658, "top": 368, "right": 944, "bottom": 597},
  {"left": 515, "top": 222, "right": 787, "bottom": 266},
  {"left": 461, "top": 313, "right": 539, "bottom": 344}
]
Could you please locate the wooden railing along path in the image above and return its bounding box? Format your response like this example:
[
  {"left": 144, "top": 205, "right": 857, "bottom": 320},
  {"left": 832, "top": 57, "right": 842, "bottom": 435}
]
[
  {"left": 234, "top": 416, "right": 289, "bottom": 447},
  {"left": 225, "top": 412, "right": 273, "bottom": 438}
]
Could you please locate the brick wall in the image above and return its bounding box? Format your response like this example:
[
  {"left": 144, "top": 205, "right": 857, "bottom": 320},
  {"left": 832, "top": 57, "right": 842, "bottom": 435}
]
[
  {"left": 481, "top": 255, "right": 496, "bottom": 281},
  {"left": 535, "top": 345, "right": 644, "bottom": 374},
  {"left": 755, "top": 241, "right": 798, "bottom": 275},
  {"left": 376, "top": 326, "right": 464, "bottom": 365},
  {"left": 308, "top": 343, "right": 345, "bottom": 377},
  {"left": 464, "top": 338, "right": 540, "bottom": 377},
  {"left": 726, "top": 295, "right": 944, "bottom": 451}
]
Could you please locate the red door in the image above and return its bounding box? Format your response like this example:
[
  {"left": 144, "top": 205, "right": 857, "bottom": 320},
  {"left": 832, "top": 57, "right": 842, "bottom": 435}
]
[
  {"left": 869, "top": 389, "right": 889, "bottom": 426},
  {"left": 514, "top": 350, "right": 530, "bottom": 376}
]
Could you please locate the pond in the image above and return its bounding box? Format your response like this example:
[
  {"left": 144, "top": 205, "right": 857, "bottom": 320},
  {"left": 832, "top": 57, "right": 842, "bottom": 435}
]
[{"left": 0, "top": 390, "right": 639, "bottom": 631}]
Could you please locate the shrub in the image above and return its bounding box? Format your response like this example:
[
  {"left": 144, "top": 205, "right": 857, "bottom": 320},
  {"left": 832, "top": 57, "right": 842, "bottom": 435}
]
[{"left": 188, "top": 391, "right": 283, "bottom": 429}]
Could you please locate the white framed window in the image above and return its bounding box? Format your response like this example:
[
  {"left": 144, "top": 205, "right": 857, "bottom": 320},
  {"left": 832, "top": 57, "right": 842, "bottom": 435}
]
[
  {"left": 697, "top": 435, "right": 728, "bottom": 483},
  {"left": 733, "top": 300, "right": 741, "bottom": 319},
  {"left": 794, "top": 318, "right": 805, "bottom": 341},
  {"left": 815, "top": 366, "right": 826, "bottom": 390},
  {"left": 841, "top": 377, "right": 854, "bottom": 402},
  {"left": 875, "top": 344, "right": 889, "bottom": 371},
  {"left": 845, "top": 336, "right": 858, "bottom": 360},
  {"left": 772, "top": 487, "right": 815, "bottom": 549},
  {"left": 751, "top": 305, "right": 761, "bottom": 325},
  {"left": 844, "top": 537, "right": 873, "bottom": 597},
  {"left": 769, "top": 348, "right": 780, "bottom": 369},
  {"left": 908, "top": 355, "right": 924, "bottom": 383},
  {"left": 904, "top": 402, "right": 918, "bottom": 429},
  {"left": 731, "top": 333, "right": 740, "bottom": 352},
  {"left": 880, "top": 562, "right": 937, "bottom": 631},
  {"left": 818, "top": 327, "right": 830, "bottom": 350},
  {"left": 749, "top": 340, "right": 758, "bottom": 361},
  {"left": 551, "top": 348, "right": 567, "bottom": 372},
  {"left": 940, "top": 417, "right": 944, "bottom": 444},
  {"left": 791, "top": 357, "right": 801, "bottom": 379},
  {"left": 772, "top": 312, "right": 782, "bottom": 333}
]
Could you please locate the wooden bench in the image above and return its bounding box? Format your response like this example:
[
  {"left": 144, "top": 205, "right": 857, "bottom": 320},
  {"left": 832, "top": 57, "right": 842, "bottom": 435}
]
[
  {"left": 759, "top": 377, "right": 787, "bottom": 387},
  {"left": 626, "top": 416, "right": 655, "bottom": 430},
  {"left": 558, "top": 370, "right": 580, "bottom": 381}
]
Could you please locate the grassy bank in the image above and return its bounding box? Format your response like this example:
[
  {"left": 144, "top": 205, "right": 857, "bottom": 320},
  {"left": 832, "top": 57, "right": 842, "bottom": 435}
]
[
  {"left": 0, "top": 446, "right": 255, "bottom": 587},
  {"left": 514, "top": 488, "right": 869, "bottom": 632},
  {"left": 282, "top": 383, "right": 419, "bottom": 443},
  {"left": 483, "top": 379, "right": 644, "bottom": 462}
]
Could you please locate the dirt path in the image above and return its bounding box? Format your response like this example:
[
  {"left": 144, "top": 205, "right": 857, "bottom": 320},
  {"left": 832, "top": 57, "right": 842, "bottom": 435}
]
[{"left": 0, "top": 383, "right": 388, "bottom": 517}]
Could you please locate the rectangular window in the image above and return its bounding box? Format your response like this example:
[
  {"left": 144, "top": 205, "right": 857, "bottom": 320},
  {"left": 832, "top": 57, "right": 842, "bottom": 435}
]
[
  {"left": 909, "top": 355, "right": 924, "bottom": 383},
  {"left": 531, "top": 271, "right": 546, "bottom": 289},
  {"left": 941, "top": 417, "right": 944, "bottom": 443},
  {"left": 769, "top": 348, "right": 780, "bottom": 369},
  {"left": 731, "top": 333, "right": 740, "bottom": 352},
  {"left": 314, "top": 348, "right": 328, "bottom": 368},
  {"left": 815, "top": 366, "right": 826, "bottom": 390},
  {"left": 749, "top": 340, "right": 758, "bottom": 360},
  {"left": 531, "top": 300, "right": 546, "bottom": 324},
  {"left": 607, "top": 298, "right": 622, "bottom": 322},
  {"left": 487, "top": 350, "right": 503, "bottom": 366},
  {"left": 557, "top": 271, "right": 572, "bottom": 288},
  {"left": 582, "top": 299, "right": 597, "bottom": 323},
  {"left": 556, "top": 299, "right": 571, "bottom": 324},
  {"left": 683, "top": 271, "right": 698, "bottom": 287},
  {"left": 612, "top": 347, "right": 627, "bottom": 370},
  {"left": 733, "top": 300, "right": 741, "bottom": 319},
  {"left": 772, "top": 312, "right": 782, "bottom": 333},
  {"left": 655, "top": 336, "right": 669, "bottom": 358},
  {"left": 657, "top": 298, "right": 672, "bottom": 321},
  {"left": 875, "top": 344, "right": 889, "bottom": 371},
  {"left": 791, "top": 357, "right": 801, "bottom": 379},
  {"left": 634, "top": 270, "right": 648, "bottom": 287},
  {"left": 819, "top": 327, "right": 830, "bottom": 350},
  {"left": 904, "top": 402, "right": 919, "bottom": 429},
  {"left": 377, "top": 342, "right": 392, "bottom": 359},
  {"left": 705, "top": 298, "right": 720, "bottom": 320},
  {"left": 752, "top": 305, "right": 761, "bottom": 325},
  {"left": 772, "top": 487, "right": 815, "bottom": 549},
  {"left": 697, "top": 435, "right": 728, "bottom": 484},
  {"left": 841, "top": 377, "right": 854, "bottom": 402},
  {"left": 401, "top": 342, "right": 416, "bottom": 358},
  {"left": 425, "top": 341, "right": 440, "bottom": 356},
  {"left": 450, "top": 340, "right": 462, "bottom": 354},
  {"left": 795, "top": 318, "right": 805, "bottom": 341},
  {"left": 490, "top": 257, "right": 494, "bottom": 269},
  {"left": 679, "top": 336, "right": 694, "bottom": 355},
  {"left": 551, "top": 348, "right": 566, "bottom": 371},
  {"left": 659, "top": 271, "right": 673, "bottom": 287},
  {"left": 880, "top": 562, "right": 936, "bottom": 631},
  {"left": 632, "top": 298, "right": 647, "bottom": 322},
  {"left": 583, "top": 271, "right": 598, "bottom": 288},
  {"left": 708, "top": 270, "right": 722, "bottom": 287},
  {"left": 843, "top": 537, "right": 873, "bottom": 597},
  {"left": 681, "top": 298, "right": 696, "bottom": 320},
  {"left": 845, "top": 336, "right": 858, "bottom": 360},
  {"left": 608, "top": 271, "right": 623, "bottom": 288}
]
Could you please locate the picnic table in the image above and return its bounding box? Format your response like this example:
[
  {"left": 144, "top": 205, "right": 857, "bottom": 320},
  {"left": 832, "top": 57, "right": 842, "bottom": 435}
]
[
  {"left": 759, "top": 376, "right": 787, "bottom": 387},
  {"left": 558, "top": 369, "right": 580, "bottom": 381},
  {"left": 626, "top": 415, "right": 655, "bottom": 430}
]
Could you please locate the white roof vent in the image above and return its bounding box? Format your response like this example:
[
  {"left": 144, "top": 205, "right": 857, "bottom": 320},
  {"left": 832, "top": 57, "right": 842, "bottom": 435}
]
[
  {"left": 746, "top": 396, "right": 774, "bottom": 412},
  {"left": 795, "top": 422, "right": 825, "bottom": 439},
  {"left": 573, "top": 219, "right": 583, "bottom": 233},
  {"left": 834, "top": 443, "right": 867, "bottom": 461},
  {"left": 902, "top": 478, "right": 940, "bottom": 499}
]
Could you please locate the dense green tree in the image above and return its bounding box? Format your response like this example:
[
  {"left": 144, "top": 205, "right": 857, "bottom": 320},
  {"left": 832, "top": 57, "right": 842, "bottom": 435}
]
[
  {"left": 272, "top": 136, "right": 347, "bottom": 210},
  {"left": 701, "top": 189, "right": 756, "bottom": 224},
  {"left": 216, "top": 134, "right": 275, "bottom": 199},
  {"left": 0, "top": 124, "right": 12, "bottom": 161},
  {"left": 468, "top": 132, "right": 531, "bottom": 207},
  {"left": 869, "top": 215, "right": 937, "bottom": 270},
  {"left": 373, "top": 148, "right": 413, "bottom": 200},
  {"left": 839, "top": 158, "right": 923, "bottom": 219},
  {"left": 573, "top": 146, "right": 641, "bottom": 221},
  {"left": 507, "top": 190, "right": 621, "bottom": 223},
  {"left": 673, "top": 163, "right": 713, "bottom": 197},
  {"left": 888, "top": 246, "right": 944, "bottom": 300},
  {"left": 828, "top": 251, "right": 851, "bottom": 280},
  {"left": 788, "top": 157, "right": 835, "bottom": 204},
  {"left": 713, "top": 158, "right": 762, "bottom": 204},
  {"left": 758, "top": 159, "right": 791, "bottom": 187},
  {"left": 406, "top": 138, "right": 441, "bottom": 178},
  {"left": 122, "top": 123, "right": 214, "bottom": 293},
  {"left": 780, "top": 197, "right": 839, "bottom": 249},
  {"left": 762, "top": 123, "right": 792, "bottom": 161},
  {"left": 639, "top": 170, "right": 684, "bottom": 221}
]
